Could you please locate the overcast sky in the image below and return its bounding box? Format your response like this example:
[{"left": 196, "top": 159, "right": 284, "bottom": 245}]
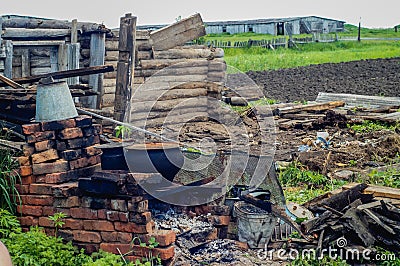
[{"left": 2, "top": 0, "right": 399, "bottom": 29}]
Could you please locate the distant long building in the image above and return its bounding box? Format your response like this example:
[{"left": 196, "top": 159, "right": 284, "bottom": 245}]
[{"left": 137, "top": 15, "right": 345, "bottom": 35}]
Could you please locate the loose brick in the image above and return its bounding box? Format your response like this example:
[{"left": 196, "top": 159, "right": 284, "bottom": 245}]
[
  {"left": 83, "top": 220, "right": 114, "bottom": 231},
  {"left": 34, "top": 140, "right": 55, "bottom": 152},
  {"left": 56, "top": 141, "right": 67, "bottom": 151},
  {"left": 45, "top": 164, "right": 100, "bottom": 183},
  {"left": 26, "top": 131, "right": 55, "bottom": 143},
  {"left": 19, "top": 216, "right": 38, "bottom": 227},
  {"left": 99, "top": 243, "right": 131, "bottom": 254},
  {"left": 73, "top": 230, "right": 101, "bottom": 243},
  {"left": 23, "top": 195, "right": 54, "bottom": 206},
  {"left": 22, "top": 144, "right": 35, "bottom": 156},
  {"left": 132, "top": 245, "right": 175, "bottom": 261},
  {"left": 82, "top": 126, "right": 101, "bottom": 137},
  {"left": 41, "top": 119, "right": 76, "bottom": 131},
  {"left": 111, "top": 199, "right": 127, "bottom": 212},
  {"left": 38, "top": 216, "right": 54, "bottom": 227},
  {"left": 139, "top": 230, "right": 176, "bottom": 247},
  {"left": 70, "top": 208, "right": 97, "bottom": 219},
  {"left": 22, "top": 123, "right": 41, "bottom": 135},
  {"left": 130, "top": 212, "right": 152, "bottom": 224},
  {"left": 69, "top": 157, "right": 89, "bottom": 170},
  {"left": 75, "top": 115, "right": 92, "bottom": 127},
  {"left": 32, "top": 149, "right": 59, "bottom": 164},
  {"left": 58, "top": 127, "right": 83, "bottom": 140},
  {"left": 52, "top": 182, "right": 80, "bottom": 197},
  {"left": 18, "top": 156, "right": 30, "bottom": 166},
  {"left": 19, "top": 166, "right": 32, "bottom": 177},
  {"left": 207, "top": 215, "right": 231, "bottom": 226},
  {"left": 54, "top": 196, "right": 80, "bottom": 208},
  {"left": 66, "top": 138, "right": 84, "bottom": 149},
  {"left": 17, "top": 205, "right": 43, "bottom": 216},
  {"left": 60, "top": 149, "right": 82, "bottom": 161},
  {"left": 82, "top": 135, "right": 100, "bottom": 147},
  {"left": 45, "top": 172, "right": 70, "bottom": 184},
  {"left": 29, "top": 183, "right": 53, "bottom": 195},
  {"left": 114, "top": 221, "right": 154, "bottom": 234},
  {"left": 33, "top": 160, "right": 69, "bottom": 175},
  {"left": 64, "top": 219, "right": 83, "bottom": 230},
  {"left": 83, "top": 146, "right": 102, "bottom": 156}
]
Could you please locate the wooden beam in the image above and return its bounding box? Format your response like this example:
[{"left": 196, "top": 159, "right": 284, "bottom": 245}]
[
  {"left": 114, "top": 14, "right": 136, "bottom": 121},
  {"left": 0, "top": 65, "right": 114, "bottom": 86},
  {"left": 71, "top": 19, "right": 78, "bottom": 43},
  {"left": 0, "top": 74, "right": 24, "bottom": 89},
  {"left": 2, "top": 28, "right": 70, "bottom": 38},
  {"left": 11, "top": 40, "right": 65, "bottom": 46}
]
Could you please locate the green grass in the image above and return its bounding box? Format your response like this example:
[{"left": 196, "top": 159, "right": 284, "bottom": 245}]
[
  {"left": 348, "top": 120, "right": 400, "bottom": 133},
  {"left": 228, "top": 97, "right": 278, "bottom": 115},
  {"left": 224, "top": 41, "right": 400, "bottom": 72}
]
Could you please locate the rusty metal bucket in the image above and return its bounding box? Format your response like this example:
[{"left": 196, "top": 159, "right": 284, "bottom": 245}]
[{"left": 35, "top": 80, "right": 78, "bottom": 122}]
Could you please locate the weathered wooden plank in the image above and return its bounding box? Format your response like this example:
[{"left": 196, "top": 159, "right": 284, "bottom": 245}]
[
  {"left": 131, "top": 106, "right": 208, "bottom": 121},
  {"left": 140, "top": 58, "right": 216, "bottom": 70},
  {"left": 150, "top": 14, "right": 206, "bottom": 51},
  {"left": 132, "top": 88, "right": 207, "bottom": 102},
  {"left": 4, "top": 40, "right": 13, "bottom": 78},
  {"left": 105, "top": 40, "right": 119, "bottom": 51},
  {"left": 67, "top": 43, "right": 80, "bottom": 85},
  {"left": 104, "top": 86, "right": 116, "bottom": 94},
  {"left": 102, "top": 93, "right": 115, "bottom": 107},
  {"left": 137, "top": 50, "right": 152, "bottom": 60},
  {"left": 30, "top": 48, "right": 51, "bottom": 57},
  {"left": 114, "top": 14, "right": 136, "bottom": 121},
  {"left": 86, "top": 32, "right": 105, "bottom": 109},
  {"left": 278, "top": 101, "right": 346, "bottom": 115},
  {"left": 30, "top": 57, "right": 51, "bottom": 67},
  {"left": 0, "top": 74, "right": 24, "bottom": 89},
  {"left": 50, "top": 47, "right": 58, "bottom": 72},
  {"left": 129, "top": 112, "right": 209, "bottom": 127},
  {"left": 57, "top": 44, "right": 68, "bottom": 72},
  {"left": 103, "top": 71, "right": 117, "bottom": 79},
  {"left": 131, "top": 96, "right": 208, "bottom": 113},
  {"left": 21, "top": 49, "right": 30, "bottom": 77},
  {"left": 105, "top": 50, "right": 119, "bottom": 61},
  {"left": 103, "top": 78, "right": 116, "bottom": 87},
  {"left": 135, "top": 66, "right": 209, "bottom": 77},
  {"left": 71, "top": 19, "right": 78, "bottom": 43},
  {"left": 144, "top": 74, "right": 207, "bottom": 83},
  {"left": 2, "top": 28, "right": 70, "bottom": 38},
  {"left": 342, "top": 183, "right": 400, "bottom": 200},
  {"left": 316, "top": 92, "right": 400, "bottom": 108},
  {"left": 153, "top": 48, "right": 224, "bottom": 59}
]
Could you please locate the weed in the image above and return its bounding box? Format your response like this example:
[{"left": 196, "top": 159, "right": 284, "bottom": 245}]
[
  {"left": 48, "top": 212, "right": 66, "bottom": 237},
  {"left": 357, "top": 168, "right": 400, "bottom": 189},
  {"left": 348, "top": 120, "right": 399, "bottom": 133}
]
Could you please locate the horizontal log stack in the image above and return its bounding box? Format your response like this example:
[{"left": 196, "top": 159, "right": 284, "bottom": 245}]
[{"left": 16, "top": 116, "right": 176, "bottom": 262}]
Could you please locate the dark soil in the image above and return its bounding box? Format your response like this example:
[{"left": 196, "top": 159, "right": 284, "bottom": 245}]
[{"left": 246, "top": 58, "right": 400, "bottom": 102}]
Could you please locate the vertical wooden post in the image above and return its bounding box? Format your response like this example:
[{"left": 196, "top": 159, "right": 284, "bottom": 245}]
[
  {"left": 71, "top": 19, "right": 78, "bottom": 44},
  {"left": 87, "top": 32, "right": 105, "bottom": 109},
  {"left": 66, "top": 44, "right": 80, "bottom": 85},
  {"left": 0, "top": 17, "right": 3, "bottom": 45},
  {"left": 4, "top": 40, "right": 13, "bottom": 78},
  {"left": 358, "top": 19, "right": 361, "bottom": 42},
  {"left": 50, "top": 47, "right": 58, "bottom": 72},
  {"left": 114, "top": 13, "right": 136, "bottom": 121}
]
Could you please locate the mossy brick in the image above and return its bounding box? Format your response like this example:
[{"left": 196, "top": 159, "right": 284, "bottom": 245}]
[
  {"left": 34, "top": 140, "right": 55, "bottom": 152},
  {"left": 73, "top": 230, "right": 101, "bottom": 243},
  {"left": 41, "top": 119, "right": 76, "bottom": 131},
  {"left": 32, "top": 160, "right": 69, "bottom": 175},
  {"left": 26, "top": 131, "right": 55, "bottom": 143},
  {"left": 60, "top": 149, "right": 82, "bottom": 161},
  {"left": 58, "top": 127, "right": 83, "bottom": 140},
  {"left": 22, "top": 123, "right": 41, "bottom": 135},
  {"left": 32, "top": 149, "right": 59, "bottom": 164},
  {"left": 75, "top": 115, "right": 92, "bottom": 127}
]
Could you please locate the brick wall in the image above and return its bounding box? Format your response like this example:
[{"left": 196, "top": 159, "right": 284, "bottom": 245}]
[{"left": 16, "top": 116, "right": 176, "bottom": 263}]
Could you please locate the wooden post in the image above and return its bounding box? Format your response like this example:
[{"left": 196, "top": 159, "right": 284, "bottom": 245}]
[
  {"left": 86, "top": 32, "right": 105, "bottom": 109},
  {"left": 66, "top": 43, "right": 80, "bottom": 85},
  {"left": 50, "top": 47, "right": 58, "bottom": 72},
  {"left": 358, "top": 21, "right": 361, "bottom": 42},
  {"left": 4, "top": 40, "right": 13, "bottom": 78},
  {"left": 21, "top": 49, "right": 30, "bottom": 77},
  {"left": 114, "top": 13, "right": 136, "bottom": 121},
  {"left": 71, "top": 19, "right": 78, "bottom": 44},
  {"left": 0, "top": 17, "right": 2, "bottom": 45}
]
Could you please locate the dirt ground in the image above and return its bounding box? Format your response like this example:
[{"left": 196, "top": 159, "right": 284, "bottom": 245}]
[{"left": 246, "top": 58, "right": 400, "bottom": 102}]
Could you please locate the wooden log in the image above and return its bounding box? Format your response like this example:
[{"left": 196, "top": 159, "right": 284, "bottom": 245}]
[
  {"left": 104, "top": 86, "right": 116, "bottom": 94},
  {"left": 101, "top": 93, "right": 115, "bottom": 107},
  {"left": 150, "top": 14, "right": 206, "bottom": 51},
  {"left": 103, "top": 71, "right": 117, "bottom": 79},
  {"left": 2, "top": 17, "right": 108, "bottom": 33},
  {"left": 153, "top": 48, "right": 224, "bottom": 59},
  {"left": 105, "top": 40, "right": 119, "bottom": 51},
  {"left": 10, "top": 40, "right": 65, "bottom": 46},
  {"left": 132, "top": 88, "right": 207, "bottom": 102},
  {"left": 31, "top": 67, "right": 52, "bottom": 76},
  {"left": 131, "top": 106, "right": 208, "bottom": 121},
  {"left": 129, "top": 112, "right": 209, "bottom": 127},
  {"left": 135, "top": 66, "right": 209, "bottom": 78},
  {"left": 103, "top": 78, "right": 116, "bottom": 87},
  {"left": 131, "top": 97, "right": 208, "bottom": 113},
  {"left": 30, "top": 48, "right": 51, "bottom": 57},
  {"left": 342, "top": 183, "right": 400, "bottom": 200},
  {"left": 137, "top": 51, "right": 152, "bottom": 60},
  {"left": 0, "top": 65, "right": 114, "bottom": 86},
  {"left": 2, "top": 28, "right": 70, "bottom": 38},
  {"left": 105, "top": 50, "right": 119, "bottom": 61},
  {"left": 140, "top": 58, "right": 223, "bottom": 70},
  {"left": 30, "top": 56, "right": 51, "bottom": 68},
  {"left": 0, "top": 74, "right": 24, "bottom": 89},
  {"left": 144, "top": 74, "right": 207, "bottom": 83}
]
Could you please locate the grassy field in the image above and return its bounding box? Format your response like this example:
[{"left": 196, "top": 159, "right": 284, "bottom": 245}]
[
  {"left": 198, "top": 24, "right": 400, "bottom": 72},
  {"left": 224, "top": 40, "right": 400, "bottom": 72}
]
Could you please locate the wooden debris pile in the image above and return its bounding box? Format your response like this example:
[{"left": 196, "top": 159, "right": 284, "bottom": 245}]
[{"left": 299, "top": 183, "right": 400, "bottom": 255}]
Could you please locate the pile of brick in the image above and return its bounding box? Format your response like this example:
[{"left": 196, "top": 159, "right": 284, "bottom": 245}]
[{"left": 16, "top": 116, "right": 176, "bottom": 263}]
